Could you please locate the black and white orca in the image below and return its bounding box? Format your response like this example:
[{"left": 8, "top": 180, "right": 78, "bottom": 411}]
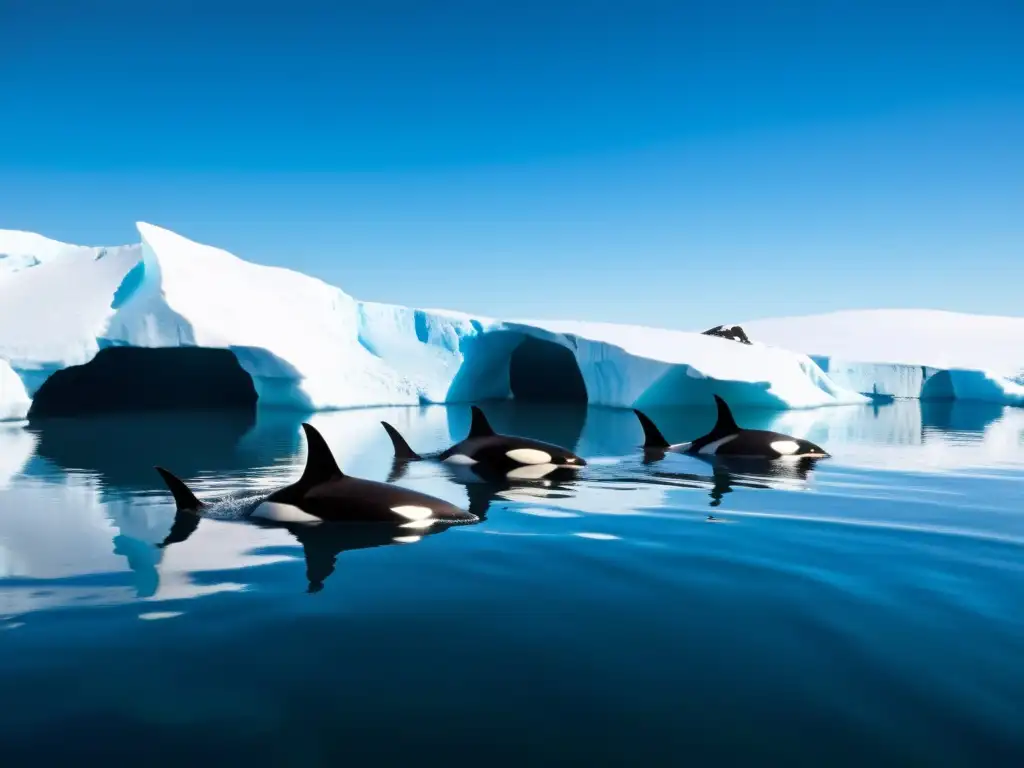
[
  {"left": 154, "top": 423, "right": 476, "bottom": 592},
  {"left": 156, "top": 422, "right": 478, "bottom": 529},
  {"left": 633, "top": 395, "right": 830, "bottom": 461},
  {"left": 380, "top": 405, "right": 587, "bottom": 480}
]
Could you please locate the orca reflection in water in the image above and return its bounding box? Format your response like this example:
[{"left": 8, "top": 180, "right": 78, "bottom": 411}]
[
  {"left": 639, "top": 457, "right": 817, "bottom": 508},
  {"left": 381, "top": 405, "right": 587, "bottom": 480},
  {"left": 634, "top": 395, "right": 830, "bottom": 461},
  {"left": 256, "top": 518, "right": 458, "bottom": 593},
  {"left": 387, "top": 452, "right": 582, "bottom": 520}
]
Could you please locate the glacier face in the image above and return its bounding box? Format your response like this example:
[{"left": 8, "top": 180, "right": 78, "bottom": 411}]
[
  {"left": 744, "top": 310, "right": 1024, "bottom": 407},
  {"left": 1, "top": 222, "right": 874, "bottom": 421}
]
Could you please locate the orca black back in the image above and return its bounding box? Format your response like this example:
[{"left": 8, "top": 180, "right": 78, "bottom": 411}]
[
  {"left": 155, "top": 423, "right": 477, "bottom": 528},
  {"left": 381, "top": 404, "right": 587, "bottom": 474}
]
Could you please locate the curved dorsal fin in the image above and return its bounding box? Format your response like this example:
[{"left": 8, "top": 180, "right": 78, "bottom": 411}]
[
  {"left": 381, "top": 421, "right": 421, "bottom": 460},
  {"left": 633, "top": 409, "right": 670, "bottom": 448},
  {"left": 298, "top": 423, "right": 345, "bottom": 486},
  {"left": 711, "top": 395, "right": 741, "bottom": 436},
  {"left": 468, "top": 406, "right": 495, "bottom": 438},
  {"left": 154, "top": 466, "right": 205, "bottom": 511}
]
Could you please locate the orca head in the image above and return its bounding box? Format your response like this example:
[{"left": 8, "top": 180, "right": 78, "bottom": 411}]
[
  {"left": 546, "top": 448, "right": 587, "bottom": 468},
  {"left": 768, "top": 437, "right": 831, "bottom": 460}
]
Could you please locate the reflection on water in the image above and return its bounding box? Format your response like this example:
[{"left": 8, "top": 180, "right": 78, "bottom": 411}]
[
  {"left": 769, "top": 399, "right": 1024, "bottom": 473},
  {"left": 626, "top": 456, "right": 819, "bottom": 509},
  {"left": 3, "top": 400, "right": 1023, "bottom": 602},
  {"left": 3, "top": 400, "right": 1024, "bottom": 606},
  {"left": 157, "top": 502, "right": 470, "bottom": 594},
  {"left": 388, "top": 455, "right": 584, "bottom": 520},
  {"left": 1, "top": 399, "right": 1023, "bottom": 763}
]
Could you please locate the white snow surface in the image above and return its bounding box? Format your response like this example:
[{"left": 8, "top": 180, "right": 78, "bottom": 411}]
[
  {"left": 0, "top": 229, "right": 101, "bottom": 274},
  {"left": 0, "top": 222, "right": 878, "bottom": 421},
  {"left": 744, "top": 310, "right": 1024, "bottom": 406}
]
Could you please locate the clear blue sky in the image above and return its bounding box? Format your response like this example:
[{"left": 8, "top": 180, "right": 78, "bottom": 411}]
[{"left": 3, "top": 0, "right": 1022, "bottom": 328}]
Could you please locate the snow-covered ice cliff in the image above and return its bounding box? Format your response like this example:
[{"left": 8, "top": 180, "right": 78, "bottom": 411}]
[{"left": 4, "top": 221, "right": 981, "bottom": 422}]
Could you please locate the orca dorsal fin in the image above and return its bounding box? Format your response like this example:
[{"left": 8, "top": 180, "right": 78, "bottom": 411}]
[
  {"left": 380, "top": 421, "right": 421, "bottom": 460},
  {"left": 633, "top": 409, "right": 670, "bottom": 448},
  {"left": 468, "top": 406, "right": 495, "bottom": 438},
  {"left": 154, "top": 466, "right": 206, "bottom": 511},
  {"left": 298, "top": 423, "right": 345, "bottom": 486},
  {"left": 711, "top": 395, "right": 741, "bottom": 436}
]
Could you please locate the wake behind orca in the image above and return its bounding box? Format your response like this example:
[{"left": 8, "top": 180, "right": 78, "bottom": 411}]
[
  {"left": 633, "top": 395, "right": 830, "bottom": 461},
  {"left": 381, "top": 405, "right": 586, "bottom": 480}
]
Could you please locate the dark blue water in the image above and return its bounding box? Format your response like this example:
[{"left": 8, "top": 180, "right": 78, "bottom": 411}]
[{"left": 1, "top": 400, "right": 1023, "bottom": 765}]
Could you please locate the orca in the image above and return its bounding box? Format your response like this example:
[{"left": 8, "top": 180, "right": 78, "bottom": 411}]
[
  {"left": 380, "top": 405, "right": 587, "bottom": 481},
  {"left": 633, "top": 395, "right": 830, "bottom": 461},
  {"left": 153, "top": 422, "right": 476, "bottom": 592},
  {"left": 156, "top": 422, "right": 478, "bottom": 529}
]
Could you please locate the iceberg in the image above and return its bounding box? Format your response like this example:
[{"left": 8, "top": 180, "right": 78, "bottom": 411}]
[
  {"left": 1, "top": 222, "right": 871, "bottom": 421},
  {"left": 743, "top": 310, "right": 1024, "bottom": 406}
]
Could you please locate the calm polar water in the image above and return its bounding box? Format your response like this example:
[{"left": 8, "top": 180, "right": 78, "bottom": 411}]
[{"left": 1, "top": 399, "right": 1023, "bottom": 765}]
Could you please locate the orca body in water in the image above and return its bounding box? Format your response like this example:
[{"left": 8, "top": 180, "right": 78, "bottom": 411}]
[
  {"left": 633, "top": 395, "right": 830, "bottom": 461},
  {"left": 381, "top": 405, "right": 586, "bottom": 480},
  {"left": 157, "top": 422, "right": 477, "bottom": 528},
  {"left": 154, "top": 422, "right": 475, "bottom": 591}
]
